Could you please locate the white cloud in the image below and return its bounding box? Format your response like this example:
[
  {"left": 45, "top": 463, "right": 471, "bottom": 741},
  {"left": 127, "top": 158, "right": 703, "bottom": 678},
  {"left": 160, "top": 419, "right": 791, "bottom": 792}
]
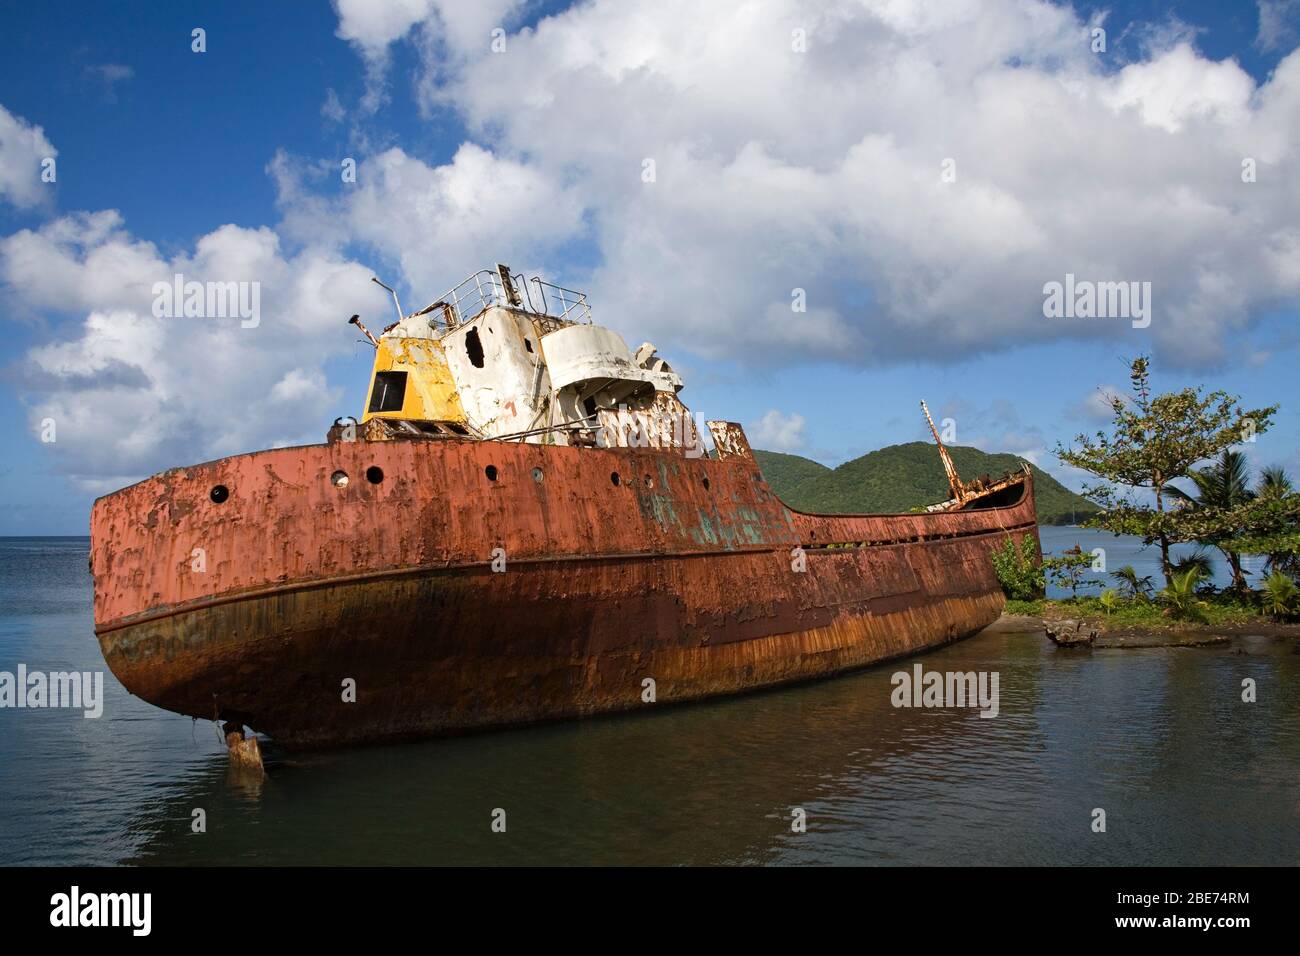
[
  {"left": 321, "top": 87, "right": 346, "bottom": 123},
  {"left": 334, "top": 0, "right": 438, "bottom": 57},
  {"left": 750, "top": 409, "right": 807, "bottom": 453},
  {"left": 936, "top": 397, "right": 1046, "bottom": 464},
  {"left": 3, "top": 212, "right": 390, "bottom": 488},
  {"left": 1257, "top": 0, "right": 1300, "bottom": 52},
  {"left": 0, "top": 103, "right": 56, "bottom": 210},
  {"left": 1104, "top": 43, "right": 1254, "bottom": 132},
  {"left": 271, "top": 143, "right": 586, "bottom": 297},
  {"left": 85, "top": 63, "right": 134, "bottom": 102},
  {"left": 334, "top": 0, "right": 523, "bottom": 110},
  {"left": 319, "top": 0, "right": 1300, "bottom": 371},
  {"left": 1068, "top": 384, "right": 1130, "bottom": 424}
]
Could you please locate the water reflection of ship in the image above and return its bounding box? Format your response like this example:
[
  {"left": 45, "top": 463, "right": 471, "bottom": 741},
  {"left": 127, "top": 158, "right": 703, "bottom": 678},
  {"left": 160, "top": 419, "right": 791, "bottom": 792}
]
[{"left": 122, "top": 634, "right": 1044, "bottom": 866}]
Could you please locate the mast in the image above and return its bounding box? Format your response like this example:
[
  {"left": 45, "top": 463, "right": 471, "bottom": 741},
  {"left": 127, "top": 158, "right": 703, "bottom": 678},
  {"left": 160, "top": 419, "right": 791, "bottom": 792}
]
[{"left": 920, "top": 400, "right": 965, "bottom": 501}]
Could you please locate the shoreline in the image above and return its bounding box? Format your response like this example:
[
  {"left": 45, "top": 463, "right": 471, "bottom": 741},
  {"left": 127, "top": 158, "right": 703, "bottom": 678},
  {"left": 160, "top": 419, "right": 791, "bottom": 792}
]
[{"left": 988, "top": 610, "right": 1300, "bottom": 648}]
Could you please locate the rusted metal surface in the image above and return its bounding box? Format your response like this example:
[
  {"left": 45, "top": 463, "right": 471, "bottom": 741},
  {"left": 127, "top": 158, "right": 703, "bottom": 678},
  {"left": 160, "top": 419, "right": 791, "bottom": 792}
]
[
  {"left": 223, "top": 723, "right": 265, "bottom": 776},
  {"left": 706, "top": 421, "right": 755, "bottom": 462},
  {"left": 90, "top": 435, "right": 1037, "bottom": 749},
  {"left": 916, "top": 399, "right": 1032, "bottom": 513}
]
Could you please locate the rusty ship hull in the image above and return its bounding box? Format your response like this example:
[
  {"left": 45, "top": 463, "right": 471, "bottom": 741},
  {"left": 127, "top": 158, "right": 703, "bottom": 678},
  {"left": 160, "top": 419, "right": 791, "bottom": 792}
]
[{"left": 90, "top": 435, "right": 1039, "bottom": 750}]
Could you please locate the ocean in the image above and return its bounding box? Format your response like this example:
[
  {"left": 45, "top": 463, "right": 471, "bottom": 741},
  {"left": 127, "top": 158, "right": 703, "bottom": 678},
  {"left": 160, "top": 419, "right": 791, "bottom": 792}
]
[{"left": 1, "top": 534, "right": 1296, "bottom": 866}]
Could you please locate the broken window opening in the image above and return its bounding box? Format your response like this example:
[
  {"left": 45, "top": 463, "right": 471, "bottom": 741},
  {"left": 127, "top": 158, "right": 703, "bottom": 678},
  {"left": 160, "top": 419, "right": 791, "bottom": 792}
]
[
  {"left": 466, "top": 327, "right": 485, "bottom": 368},
  {"left": 368, "top": 371, "right": 408, "bottom": 413}
]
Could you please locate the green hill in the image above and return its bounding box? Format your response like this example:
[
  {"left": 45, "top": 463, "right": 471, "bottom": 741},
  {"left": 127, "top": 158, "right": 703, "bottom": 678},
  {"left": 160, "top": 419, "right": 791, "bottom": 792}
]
[{"left": 753, "top": 443, "right": 1096, "bottom": 526}]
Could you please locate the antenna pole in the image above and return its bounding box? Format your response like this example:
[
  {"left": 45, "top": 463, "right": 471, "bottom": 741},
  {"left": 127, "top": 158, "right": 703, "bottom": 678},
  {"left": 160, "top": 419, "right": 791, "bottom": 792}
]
[{"left": 371, "top": 276, "right": 405, "bottom": 324}]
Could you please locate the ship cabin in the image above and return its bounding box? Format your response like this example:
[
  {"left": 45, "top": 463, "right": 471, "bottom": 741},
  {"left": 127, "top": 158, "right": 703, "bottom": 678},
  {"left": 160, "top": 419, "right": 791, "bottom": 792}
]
[{"left": 340, "top": 264, "right": 707, "bottom": 456}]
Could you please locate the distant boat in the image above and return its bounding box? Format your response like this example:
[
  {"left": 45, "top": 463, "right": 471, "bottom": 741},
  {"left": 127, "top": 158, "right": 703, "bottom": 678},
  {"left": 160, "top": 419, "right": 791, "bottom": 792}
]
[{"left": 90, "top": 264, "right": 1038, "bottom": 750}]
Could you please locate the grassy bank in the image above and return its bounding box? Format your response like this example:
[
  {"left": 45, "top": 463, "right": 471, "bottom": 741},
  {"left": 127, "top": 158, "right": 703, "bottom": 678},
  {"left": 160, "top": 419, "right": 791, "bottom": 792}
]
[{"left": 1003, "top": 594, "right": 1300, "bottom": 637}]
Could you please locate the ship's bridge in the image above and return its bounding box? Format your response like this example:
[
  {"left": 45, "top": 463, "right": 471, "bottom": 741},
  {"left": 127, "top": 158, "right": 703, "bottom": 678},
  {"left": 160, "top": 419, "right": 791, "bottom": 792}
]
[{"left": 345, "top": 265, "right": 698, "bottom": 453}]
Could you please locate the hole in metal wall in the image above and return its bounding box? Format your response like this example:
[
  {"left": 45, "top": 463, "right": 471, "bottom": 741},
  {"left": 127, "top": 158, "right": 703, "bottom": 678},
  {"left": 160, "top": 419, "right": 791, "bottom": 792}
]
[
  {"left": 532, "top": 467, "right": 543, "bottom": 483},
  {"left": 610, "top": 472, "right": 621, "bottom": 487},
  {"left": 702, "top": 477, "right": 710, "bottom": 491},
  {"left": 331, "top": 471, "right": 349, "bottom": 488},
  {"left": 210, "top": 484, "right": 229, "bottom": 504},
  {"left": 485, "top": 465, "right": 498, "bottom": 481},
  {"left": 366, "top": 466, "right": 384, "bottom": 484},
  {"left": 465, "top": 327, "right": 485, "bottom": 368}
]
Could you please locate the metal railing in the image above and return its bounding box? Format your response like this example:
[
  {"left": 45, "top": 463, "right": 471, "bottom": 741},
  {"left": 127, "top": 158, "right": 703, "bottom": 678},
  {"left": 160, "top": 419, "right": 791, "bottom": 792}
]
[
  {"left": 526, "top": 277, "right": 591, "bottom": 325},
  {"left": 409, "top": 267, "right": 592, "bottom": 330}
]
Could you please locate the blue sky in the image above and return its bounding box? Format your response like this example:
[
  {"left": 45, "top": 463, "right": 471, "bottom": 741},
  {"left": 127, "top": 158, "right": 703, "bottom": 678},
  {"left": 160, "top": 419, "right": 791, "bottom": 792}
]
[{"left": 1, "top": 0, "right": 1298, "bottom": 533}]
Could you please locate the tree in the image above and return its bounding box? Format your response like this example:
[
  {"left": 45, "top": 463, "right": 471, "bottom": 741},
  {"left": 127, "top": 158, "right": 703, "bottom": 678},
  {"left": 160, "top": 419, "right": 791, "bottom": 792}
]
[
  {"left": 1055, "top": 357, "right": 1276, "bottom": 588},
  {"left": 1258, "top": 466, "right": 1293, "bottom": 501},
  {"left": 1044, "top": 545, "right": 1099, "bottom": 599},
  {"left": 1252, "top": 467, "right": 1299, "bottom": 577},
  {"left": 1171, "top": 548, "right": 1215, "bottom": 583},
  {"left": 1165, "top": 449, "right": 1255, "bottom": 591}
]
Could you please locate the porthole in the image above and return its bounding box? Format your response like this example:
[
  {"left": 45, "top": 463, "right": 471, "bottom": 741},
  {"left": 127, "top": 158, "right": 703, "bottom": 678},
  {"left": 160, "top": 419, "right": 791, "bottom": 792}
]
[
  {"left": 210, "top": 484, "right": 229, "bottom": 504},
  {"left": 330, "top": 471, "right": 349, "bottom": 488},
  {"left": 485, "top": 465, "right": 498, "bottom": 481},
  {"left": 610, "top": 471, "right": 621, "bottom": 487},
  {"left": 702, "top": 476, "right": 711, "bottom": 491},
  {"left": 366, "top": 466, "right": 384, "bottom": 484},
  {"left": 644, "top": 475, "right": 653, "bottom": 488},
  {"left": 532, "top": 467, "right": 543, "bottom": 483}
]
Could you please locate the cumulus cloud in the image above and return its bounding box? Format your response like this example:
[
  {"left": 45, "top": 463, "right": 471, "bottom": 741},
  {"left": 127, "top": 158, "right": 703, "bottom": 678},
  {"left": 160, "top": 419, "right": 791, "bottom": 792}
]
[
  {"left": 318, "top": 0, "right": 1300, "bottom": 371},
  {"left": 270, "top": 143, "right": 586, "bottom": 296},
  {"left": 0, "top": 103, "right": 56, "bottom": 210},
  {"left": 2, "top": 213, "right": 389, "bottom": 489},
  {"left": 750, "top": 409, "right": 807, "bottom": 453},
  {"left": 334, "top": 0, "right": 523, "bottom": 110}
]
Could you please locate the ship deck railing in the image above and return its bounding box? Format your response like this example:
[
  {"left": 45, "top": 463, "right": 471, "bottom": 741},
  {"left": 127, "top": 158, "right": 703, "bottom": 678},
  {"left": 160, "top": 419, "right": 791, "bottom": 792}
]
[{"left": 423, "top": 269, "right": 593, "bottom": 330}]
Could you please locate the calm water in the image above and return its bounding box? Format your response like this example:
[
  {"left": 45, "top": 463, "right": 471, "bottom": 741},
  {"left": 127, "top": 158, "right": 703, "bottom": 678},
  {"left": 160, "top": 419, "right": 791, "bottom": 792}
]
[
  {"left": 1039, "top": 525, "right": 1268, "bottom": 598},
  {"left": 1, "top": 535, "right": 1296, "bottom": 866}
]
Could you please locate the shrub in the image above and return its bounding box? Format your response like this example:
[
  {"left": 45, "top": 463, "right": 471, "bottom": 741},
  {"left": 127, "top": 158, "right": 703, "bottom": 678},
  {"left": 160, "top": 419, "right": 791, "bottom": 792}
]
[
  {"left": 1043, "top": 544, "right": 1101, "bottom": 600},
  {"left": 1261, "top": 571, "right": 1300, "bottom": 621},
  {"left": 1110, "top": 565, "right": 1154, "bottom": 601},
  {"left": 990, "top": 535, "right": 1044, "bottom": 601},
  {"left": 1160, "top": 568, "right": 1209, "bottom": 623}
]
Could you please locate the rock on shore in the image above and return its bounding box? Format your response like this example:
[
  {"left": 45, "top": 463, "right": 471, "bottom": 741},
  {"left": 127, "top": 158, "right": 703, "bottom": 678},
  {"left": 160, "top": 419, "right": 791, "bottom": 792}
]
[{"left": 1044, "top": 619, "right": 1097, "bottom": 647}]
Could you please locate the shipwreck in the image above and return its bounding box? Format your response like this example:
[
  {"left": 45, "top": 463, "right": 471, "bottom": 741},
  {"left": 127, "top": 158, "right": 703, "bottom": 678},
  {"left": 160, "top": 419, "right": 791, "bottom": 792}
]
[{"left": 90, "top": 264, "right": 1039, "bottom": 751}]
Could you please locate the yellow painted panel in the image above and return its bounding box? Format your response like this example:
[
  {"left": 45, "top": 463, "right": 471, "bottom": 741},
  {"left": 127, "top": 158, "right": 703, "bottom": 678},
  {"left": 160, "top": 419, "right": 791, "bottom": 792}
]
[{"left": 362, "top": 337, "right": 468, "bottom": 424}]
